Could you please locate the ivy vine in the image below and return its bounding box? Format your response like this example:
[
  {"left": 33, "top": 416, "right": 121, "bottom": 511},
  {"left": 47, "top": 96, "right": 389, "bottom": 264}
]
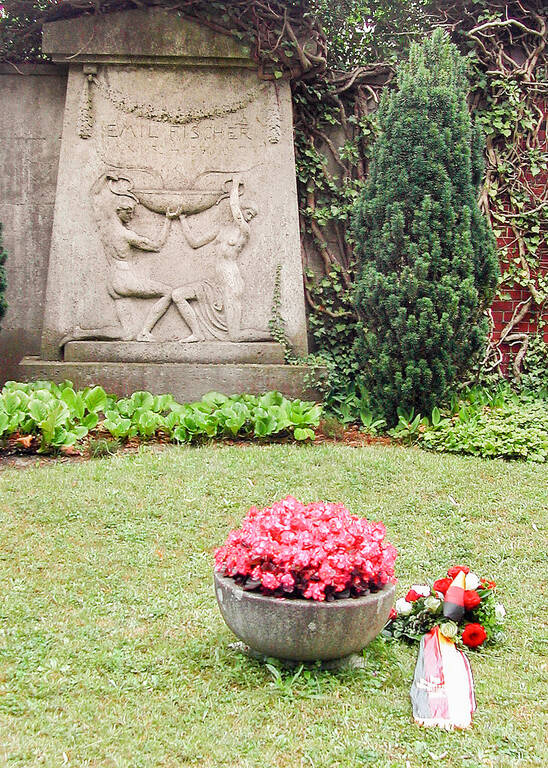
[{"left": 456, "top": 2, "right": 547, "bottom": 381}]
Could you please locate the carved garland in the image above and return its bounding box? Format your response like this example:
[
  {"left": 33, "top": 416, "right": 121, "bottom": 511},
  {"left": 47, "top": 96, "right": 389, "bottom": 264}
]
[{"left": 93, "top": 72, "right": 265, "bottom": 125}]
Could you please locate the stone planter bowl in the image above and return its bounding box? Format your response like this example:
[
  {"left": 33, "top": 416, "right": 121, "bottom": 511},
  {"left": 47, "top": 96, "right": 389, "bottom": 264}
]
[{"left": 214, "top": 572, "right": 396, "bottom": 661}]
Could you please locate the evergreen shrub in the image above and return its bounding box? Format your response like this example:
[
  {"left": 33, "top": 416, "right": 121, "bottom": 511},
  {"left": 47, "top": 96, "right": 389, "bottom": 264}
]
[{"left": 352, "top": 30, "right": 499, "bottom": 425}]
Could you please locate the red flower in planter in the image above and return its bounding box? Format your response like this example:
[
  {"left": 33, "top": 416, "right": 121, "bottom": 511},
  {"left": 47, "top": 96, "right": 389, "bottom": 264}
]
[
  {"left": 214, "top": 496, "right": 398, "bottom": 601},
  {"left": 462, "top": 623, "right": 488, "bottom": 648}
]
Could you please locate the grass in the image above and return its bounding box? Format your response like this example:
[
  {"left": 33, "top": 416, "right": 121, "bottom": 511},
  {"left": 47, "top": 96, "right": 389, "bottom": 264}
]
[{"left": 0, "top": 443, "right": 547, "bottom": 768}]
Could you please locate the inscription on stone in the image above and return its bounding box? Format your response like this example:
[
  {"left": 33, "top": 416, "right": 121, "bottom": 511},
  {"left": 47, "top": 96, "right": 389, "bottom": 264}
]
[{"left": 100, "top": 120, "right": 253, "bottom": 142}]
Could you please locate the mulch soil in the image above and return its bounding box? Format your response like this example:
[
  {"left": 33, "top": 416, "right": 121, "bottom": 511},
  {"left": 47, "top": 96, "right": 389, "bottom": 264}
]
[{"left": 0, "top": 425, "right": 393, "bottom": 470}]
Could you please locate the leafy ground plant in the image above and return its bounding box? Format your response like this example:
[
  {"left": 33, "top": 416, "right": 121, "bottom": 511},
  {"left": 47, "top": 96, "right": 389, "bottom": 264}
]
[
  {"left": 0, "top": 444, "right": 546, "bottom": 767},
  {"left": 383, "top": 385, "right": 548, "bottom": 463},
  {"left": 420, "top": 388, "right": 548, "bottom": 463},
  {"left": 0, "top": 380, "right": 108, "bottom": 452},
  {"left": 0, "top": 381, "right": 321, "bottom": 451}
]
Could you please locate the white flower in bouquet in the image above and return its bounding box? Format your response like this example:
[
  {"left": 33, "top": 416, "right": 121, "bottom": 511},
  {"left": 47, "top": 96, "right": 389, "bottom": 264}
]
[
  {"left": 465, "top": 572, "right": 480, "bottom": 590},
  {"left": 424, "top": 596, "right": 441, "bottom": 613},
  {"left": 395, "top": 597, "right": 413, "bottom": 615},
  {"left": 495, "top": 603, "right": 506, "bottom": 620},
  {"left": 411, "top": 584, "right": 431, "bottom": 597},
  {"left": 440, "top": 621, "right": 458, "bottom": 640}
]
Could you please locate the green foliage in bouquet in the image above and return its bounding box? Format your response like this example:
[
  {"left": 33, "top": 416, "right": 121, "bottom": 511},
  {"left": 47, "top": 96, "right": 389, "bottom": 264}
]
[
  {"left": 385, "top": 566, "right": 505, "bottom": 650},
  {"left": 0, "top": 381, "right": 322, "bottom": 452},
  {"left": 351, "top": 29, "right": 499, "bottom": 426}
]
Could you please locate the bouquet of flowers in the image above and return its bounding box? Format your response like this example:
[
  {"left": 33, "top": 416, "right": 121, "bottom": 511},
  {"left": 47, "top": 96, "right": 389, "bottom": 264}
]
[
  {"left": 385, "top": 564, "right": 505, "bottom": 649},
  {"left": 214, "top": 496, "right": 397, "bottom": 601}
]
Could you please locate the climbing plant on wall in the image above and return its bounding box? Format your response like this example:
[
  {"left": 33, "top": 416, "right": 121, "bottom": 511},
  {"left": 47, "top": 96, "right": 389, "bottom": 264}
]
[
  {"left": 301, "top": 0, "right": 547, "bottom": 390},
  {"left": 440, "top": 0, "right": 547, "bottom": 382}
]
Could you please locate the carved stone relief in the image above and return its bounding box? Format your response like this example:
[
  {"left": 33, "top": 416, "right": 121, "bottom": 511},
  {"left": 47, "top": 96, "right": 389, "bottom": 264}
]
[
  {"left": 61, "top": 171, "right": 272, "bottom": 346},
  {"left": 267, "top": 106, "right": 281, "bottom": 144},
  {"left": 40, "top": 53, "right": 309, "bottom": 361},
  {"left": 77, "top": 65, "right": 97, "bottom": 139},
  {"left": 77, "top": 66, "right": 266, "bottom": 140}
]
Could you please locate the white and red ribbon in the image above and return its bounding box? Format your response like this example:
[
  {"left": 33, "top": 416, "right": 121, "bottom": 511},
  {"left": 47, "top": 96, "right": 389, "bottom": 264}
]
[{"left": 411, "top": 626, "right": 476, "bottom": 729}]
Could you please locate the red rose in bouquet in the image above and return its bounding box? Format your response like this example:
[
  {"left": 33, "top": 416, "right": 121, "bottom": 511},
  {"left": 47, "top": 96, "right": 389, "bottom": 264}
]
[
  {"left": 447, "top": 565, "right": 470, "bottom": 579},
  {"left": 462, "top": 623, "right": 488, "bottom": 648},
  {"left": 405, "top": 589, "right": 423, "bottom": 602},
  {"left": 433, "top": 578, "right": 452, "bottom": 595},
  {"left": 463, "top": 590, "right": 481, "bottom": 611}
]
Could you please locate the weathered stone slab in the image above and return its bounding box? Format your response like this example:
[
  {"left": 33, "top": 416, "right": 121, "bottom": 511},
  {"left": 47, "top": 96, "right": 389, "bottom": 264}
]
[
  {"left": 19, "top": 358, "right": 324, "bottom": 402},
  {"left": 64, "top": 340, "right": 284, "bottom": 364},
  {"left": 39, "top": 8, "right": 308, "bottom": 363},
  {"left": 0, "top": 64, "right": 67, "bottom": 384},
  {"left": 43, "top": 9, "right": 253, "bottom": 66}
]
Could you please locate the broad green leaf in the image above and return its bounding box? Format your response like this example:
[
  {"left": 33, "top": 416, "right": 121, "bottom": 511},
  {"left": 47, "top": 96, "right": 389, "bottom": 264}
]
[
  {"left": 153, "top": 394, "right": 174, "bottom": 412},
  {"left": 85, "top": 386, "right": 108, "bottom": 414},
  {"left": 258, "top": 391, "right": 284, "bottom": 408},
  {"left": 172, "top": 426, "right": 189, "bottom": 443},
  {"left": 138, "top": 411, "right": 160, "bottom": 437},
  {"left": 116, "top": 399, "right": 135, "bottom": 417},
  {"left": 130, "top": 391, "right": 154, "bottom": 410},
  {"left": 82, "top": 413, "right": 99, "bottom": 430},
  {"left": 164, "top": 412, "right": 180, "bottom": 431},
  {"left": 183, "top": 414, "right": 198, "bottom": 432},
  {"left": 202, "top": 391, "right": 229, "bottom": 407},
  {"left": 3, "top": 392, "right": 21, "bottom": 414},
  {"left": 294, "top": 427, "right": 315, "bottom": 441},
  {"left": 410, "top": 415, "right": 421, "bottom": 431},
  {"left": 194, "top": 412, "right": 218, "bottom": 437},
  {"left": 103, "top": 418, "right": 132, "bottom": 438},
  {"left": 61, "top": 387, "right": 85, "bottom": 420},
  {"left": 29, "top": 399, "right": 49, "bottom": 423},
  {"left": 254, "top": 413, "right": 277, "bottom": 436}
]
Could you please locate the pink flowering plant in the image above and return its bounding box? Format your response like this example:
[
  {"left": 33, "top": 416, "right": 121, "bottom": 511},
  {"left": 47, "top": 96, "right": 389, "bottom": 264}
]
[{"left": 214, "top": 496, "right": 398, "bottom": 601}]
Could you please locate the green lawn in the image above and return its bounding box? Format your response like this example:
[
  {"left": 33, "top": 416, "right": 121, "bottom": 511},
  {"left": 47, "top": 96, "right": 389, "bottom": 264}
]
[{"left": 1, "top": 444, "right": 546, "bottom": 768}]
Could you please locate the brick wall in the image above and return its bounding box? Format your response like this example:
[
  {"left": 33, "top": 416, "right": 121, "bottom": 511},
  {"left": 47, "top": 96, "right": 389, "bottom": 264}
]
[{"left": 489, "top": 101, "right": 547, "bottom": 374}]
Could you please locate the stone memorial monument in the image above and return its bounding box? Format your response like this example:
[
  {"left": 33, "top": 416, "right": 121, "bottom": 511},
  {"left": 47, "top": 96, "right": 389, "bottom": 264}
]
[{"left": 20, "top": 7, "right": 314, "bottom": 399}]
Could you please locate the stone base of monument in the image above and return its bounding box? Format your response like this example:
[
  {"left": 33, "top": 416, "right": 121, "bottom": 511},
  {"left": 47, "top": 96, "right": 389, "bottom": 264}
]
[
  {"left": 19, "top": 356, "right": 325, "bottom": 402},
  {"left": 64, "top": 341, "right": 284, "bottom": 365}
]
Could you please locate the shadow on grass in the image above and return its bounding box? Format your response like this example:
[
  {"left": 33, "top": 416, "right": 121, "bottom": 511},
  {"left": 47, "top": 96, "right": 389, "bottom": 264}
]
[{"left": 180, "top": 633, "right": 407, "bottom": 698}]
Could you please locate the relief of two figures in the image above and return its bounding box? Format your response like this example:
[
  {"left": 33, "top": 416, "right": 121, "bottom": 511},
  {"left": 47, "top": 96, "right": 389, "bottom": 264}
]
[{"left": 62, "top": 172, "right": 271, "bottom": 347}]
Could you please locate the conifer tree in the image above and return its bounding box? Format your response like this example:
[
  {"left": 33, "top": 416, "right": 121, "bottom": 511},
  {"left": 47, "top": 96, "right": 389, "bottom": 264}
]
[
  {"left": 0, "top": 223, "right": 7, "bottom": 331},
  {"left": 352, "top": 29, "right": 499, "bottom": 425}
]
